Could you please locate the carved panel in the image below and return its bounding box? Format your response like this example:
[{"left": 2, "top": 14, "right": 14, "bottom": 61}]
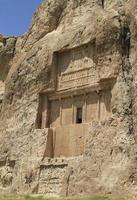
[
  {"left": 58, "top": 67, "right": 98, "bottom": 91},
  {"left": 61, "top": 97, "right": 72, "bottom": 125},
  {"left": 54, "top": 124, "right": 88, "bottom": 157},
  {"left": 39, "top": 161, "right": 67, "bottom": 196},
  {"left": 86, "top": 92, "right": 99, "bottom": 122},
  {"left": 50, "top": 99, "right": 60, "bottom": 128},
  {"left": 57, "top": 44, "right": 99, "bottom": 91}
]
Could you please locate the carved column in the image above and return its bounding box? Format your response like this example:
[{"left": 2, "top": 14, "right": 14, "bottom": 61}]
[
  {"left": 41, "top": 95, "right": 49, "bottom": 128},
  {"left": 83, "top": 93, "right": 87, "bottom": 123},
  {"left": 59, "top": 98, "right": 62, "bottom": 126},
  {"left": 97, "top": 92, "right": 101, "bottom": 121},
  {"left": 72, "top": 95, "right": 74, "bottom": 124}
]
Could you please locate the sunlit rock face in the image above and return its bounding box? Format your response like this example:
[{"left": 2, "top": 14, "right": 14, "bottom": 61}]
[
  {"left": 1, "top": 0, "right": 137, "bottom": 197},
  {"left": 0, "top": 35, "right": 16, "bottom": 111}
]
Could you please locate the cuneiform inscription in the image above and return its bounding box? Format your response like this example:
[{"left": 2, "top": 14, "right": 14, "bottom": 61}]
[{"left": 57, "top": 67, "right": 97, "bottom": 90}]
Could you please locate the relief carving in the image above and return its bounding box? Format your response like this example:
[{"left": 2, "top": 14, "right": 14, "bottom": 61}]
[
  {"left": 38, "top": 160, "right": 68, "bottom": 196},
  {"left": 57, "top": 43, "right": 99, "bottom": 91}
]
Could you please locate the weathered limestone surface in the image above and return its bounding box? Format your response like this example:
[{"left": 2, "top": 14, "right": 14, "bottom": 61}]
[
  {"left": 0, "top": 35, "right": 16, "bottom": 108},
  {"left": 1, "top": 0, "right": 137, "bottom": 197}
]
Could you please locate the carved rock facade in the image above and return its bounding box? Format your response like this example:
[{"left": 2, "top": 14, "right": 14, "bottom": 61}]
[{"left": 0, "top": 0, "right": 137, "bottom": 197}]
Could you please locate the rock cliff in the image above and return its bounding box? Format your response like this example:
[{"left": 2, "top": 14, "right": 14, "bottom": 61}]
[{"left": 0, "top": 0, "right": 137, "bottom": 197}]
